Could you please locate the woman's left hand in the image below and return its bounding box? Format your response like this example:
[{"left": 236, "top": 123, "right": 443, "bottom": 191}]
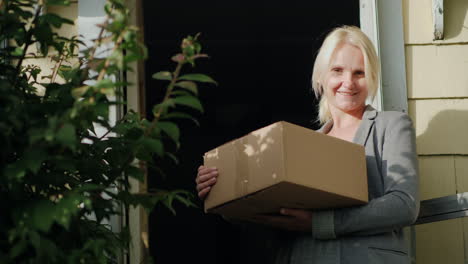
[{"left": 254, "top": 208, "right": 313, "bottom": 232}]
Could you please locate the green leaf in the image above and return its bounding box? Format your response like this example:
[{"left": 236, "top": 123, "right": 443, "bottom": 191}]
[
  {"left": 10, "top": 239, "right": 27, "bottom": 259},
  {"left": 57, "top": 65, "right": 79, "bottom": 82},
  {"left": 162, "top": 112, "right": 199, "bottom": 126},
  {"left": 46, "top": 0, "right": 72, "bottom": 6},
  {"left": 142, "top": 138, "right": 164, "bottom": 157},
  {"left": 173, "top": 96, "right": 203, "bottom": 112},
  {"left": 56, "top": 123, "right": 76, "bottom": 149},
  {"left": 125, "top": 166, "right": 145, "bottom": 182},
  {"left": 170, "top": 90, "right": 191, "bottom": 96},
  {"left": 23, "top": 148, "right": 46, "bottom": 173},
  {"left": 71, "top": 86, "right": 90, "bottom": 98},
  {"left": 178, "top": 73, "right": 217, "bottom": 85},
  {"left": 152, "top": 71, "right": 172, "bottom": 81},
  {"left": 29, "top": 231, "right": 41, "bottom": 252},
  {"left": 158, "top": 121, "right": 180, "bottom": 143},
  {"left": 74, "top": 183, "right": 104, "bottom": 193},
  {"left": 4, "top": 164, "right": 26, "bottom": 181},
  {"left": 152, "top": 99, "right": 175, "bottom": 117},
  {"left": 165, "top": 152, "right": 179, "bottom": 164},
  {"left": 125, "top": 127, "right": 144, "bottom": 141},
  {"left": 94, "top": 79, "right": 116, "bottom": 95},
  {"left": 31, "top": 200, "right": 56, "bottom": 232},
  {"left": 174, "top": 81, "right": 198, "bottom": 95},
  {"left": 42, "top": 14, "right": 74, "bottom": 28},
  {"left": 55, "top": 194, "right": 82, "bottom": 230},
  {"left": 174, "top": 193, "right": 197, "bottom": 208},
  {"left": 11, "top": 47, "right": 24, "bottom": 56},
  {"left": 163, "top": 193, "right": 176, "bottom": 215}
]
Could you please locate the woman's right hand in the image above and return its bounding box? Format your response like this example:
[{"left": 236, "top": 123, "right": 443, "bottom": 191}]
[{"left": 196, "top": 165, "right": 218, "bottom": 200}]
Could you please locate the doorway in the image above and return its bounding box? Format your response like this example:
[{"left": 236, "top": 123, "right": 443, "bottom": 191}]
[{"left": 143, "top": 1, "right": 360, "bottom": 263}]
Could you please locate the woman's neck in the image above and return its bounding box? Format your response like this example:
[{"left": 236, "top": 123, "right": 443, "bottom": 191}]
[
  {"left": 329, "top": 106, "right": 365, "bottom": 129},
  {"left": 326, "top": 105, "right": 366, "bottom": 142}
]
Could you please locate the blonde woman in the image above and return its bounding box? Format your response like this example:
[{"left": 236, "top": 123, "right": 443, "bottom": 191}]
[{"left": 196, "top": 26, "right": 419, "bottom": 264}]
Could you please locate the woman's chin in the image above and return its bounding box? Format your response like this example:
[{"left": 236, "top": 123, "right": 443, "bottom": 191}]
[{"left": 334, "top": 103, "right": 366, "bottom": 114}]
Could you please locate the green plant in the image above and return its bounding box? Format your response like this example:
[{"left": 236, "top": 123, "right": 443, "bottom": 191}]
[{"left": 0, "top": 0, "right": 215, "bottom": 262}]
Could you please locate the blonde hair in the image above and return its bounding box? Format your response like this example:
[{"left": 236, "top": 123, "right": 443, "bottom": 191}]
[{"left": 311, "top": 26, "right": 380, "bottom": 124}]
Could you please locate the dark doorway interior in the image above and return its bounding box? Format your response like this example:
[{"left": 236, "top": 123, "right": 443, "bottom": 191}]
[{"left": 143, "top": 1, "right": 359, "bottom": 263}]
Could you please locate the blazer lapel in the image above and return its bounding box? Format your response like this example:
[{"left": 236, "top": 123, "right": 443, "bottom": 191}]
[{"left": 352, "top": 105, "right": 377, "bottom": 146}]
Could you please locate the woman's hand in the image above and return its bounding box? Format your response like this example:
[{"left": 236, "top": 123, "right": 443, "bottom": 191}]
[
  {"left": 254, "top": 208, "right": 313, "bottom": 232},
  {"left": 195, "top": 165, "right": 218, "bottom": 199}
]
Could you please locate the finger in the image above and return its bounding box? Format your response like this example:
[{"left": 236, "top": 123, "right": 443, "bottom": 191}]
[
  {"left": 253, "top": 215, "right": 293, "bottom": 228},
  {"left": 198, "top": 165, "right": 205, "bottom": 171},
  {"left": 196, "top": 170, "right": 218, "bottom": 184},
  {"left": 280, "top": 208, "right": 312, "bottom": 220},
  {"left": 196, "top": 176, "right": 217, "bottom": 191},
  {"left": 198, "top": 165, "right": 217, "bottom": 173},
  {"left": 197, "top": 167, "right": 217, "bottom": 178},
  {"left": 198, "top": 186, "right": 211, "bottom": 199}
]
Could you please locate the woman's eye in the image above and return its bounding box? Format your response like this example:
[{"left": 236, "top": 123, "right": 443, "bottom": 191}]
[{"left": 355, "top": 70, "right": 365, "bottom": 76}]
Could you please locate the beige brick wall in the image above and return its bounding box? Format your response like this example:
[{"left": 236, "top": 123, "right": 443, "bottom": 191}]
[
  {"left": 406, "top": 45, "right": 468, "bottom": 99},
  {"left": 403, "top": 0, "right": 468, "bottom": 263},
  {"left": 416, "top": 219, "right": 465, "bottom": 264},
  {"left": 408, "top": 99, "right": 468, "bottom": 155},
  {"left": 403, "top": 0, "right": 468, "bottom": 44}
]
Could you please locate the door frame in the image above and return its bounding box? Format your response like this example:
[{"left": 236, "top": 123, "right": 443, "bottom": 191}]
[
  {"left": 125, "top": 1, "right": 411, "bottom": 263},
  {"left": 360, "top": 0, "right": 409, "bottom": 112}
]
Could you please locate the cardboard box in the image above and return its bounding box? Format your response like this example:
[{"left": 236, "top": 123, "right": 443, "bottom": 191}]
[{"left": 203, "top": 121, "right": 368, "bottom": 221}]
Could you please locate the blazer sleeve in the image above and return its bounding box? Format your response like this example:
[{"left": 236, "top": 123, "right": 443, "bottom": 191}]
[{"left": 312, "top": 113, "right": 420, "bottom": 239}]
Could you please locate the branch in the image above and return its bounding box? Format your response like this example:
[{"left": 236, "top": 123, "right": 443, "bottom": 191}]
[
  {"left": 15, "top": 4, "right": 43, "bottom": 81},
  {"left": 145, "top": 61, "right": 183, "bottom": 136}
]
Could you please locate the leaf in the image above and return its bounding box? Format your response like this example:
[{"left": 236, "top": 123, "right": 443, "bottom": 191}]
[
  {"left": 29, "top": 231, "right": 41, "bottom": 252},
  {"left": 152, "top": 99, "right": 175, "bottom": 117},
  {"left": 171, "top": 53, "right": 185, "bottom": 63},
  {"left": 165, "top": 152, "right": 179, "bottom": 164},
  {"left": 125, "top": 166, "right": 145, "bottom": 182},
  {"left": 55, "top": 194, "right": 82, "bottom": 230},
  {"left": 142, "top": 138, "right": 164, "bottom": 157},
  {"left": 74, "top": 183, "right": 104, "bottom": 193},
  {"left": 11, "top": 47, "right": 24, "bottom": 57},
  {"left": 42, "top": 14, "right": 74, "bottom": 28},
  {"left": 4, "top": 164, "right": 26, "bottom": 181},
  {"left": 162, "top": 112, "right": 199, "bottom": 126},
  {"left": 152, "top": 71, "right": 172, "bottom": 81},
  {"left": 10, "top": 239, "right": 27, "bottom": 259},
  {"left": 23, "top": 148, "right": 46, "bottom": 173},
  {"left": 71, "top": 86, "right": 90, "bottom": 98},
  {"left": 58, "top": 65, "right": 79, "bottom": 81},
  {"left": 124, "top": 127, "right": 144, "bottom": 141},
  {"left": 174, "top": 193, "right": 197, "bottom": 208},
  {"left": 94, "top": 79, "right": 116, "bottom": 95},
  {"left": 158, "top": 121, "right": 180, "bottom": 143},
  {"left": 170, "top": 90, "right": 191, "bottom": 96},
  {"left": 174, "top": 81, "right": 198, "bottom": 95},
  {"left": 46, "top": 0, "right": 71, "bottom": 6},
  {"left": 178, "top": 73, "right": 217, "bottom": 85},
  {"left": 56, "top": 123, "right": 76, "bottom": 149},
  {"left": 163, "top": 193, "right": 176, "bottom": 215},
  {"left": 172, "top": 96, "right": 203, "bottom": 112},
  {"left": 31, "top": 200, "right": 56, "bottom": 232}
]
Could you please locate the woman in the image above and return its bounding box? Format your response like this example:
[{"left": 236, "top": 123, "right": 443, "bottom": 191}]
[{"left": 196, "top": 26, "right": 419, "bottom": 264}]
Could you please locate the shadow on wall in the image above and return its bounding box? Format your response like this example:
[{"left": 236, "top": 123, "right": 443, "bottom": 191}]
[
  {"left": 414, "top": 109, "right": 468, "bottom": 155},
  {"left": 444, "top": 0, "right": 468, "bottom": 39}
]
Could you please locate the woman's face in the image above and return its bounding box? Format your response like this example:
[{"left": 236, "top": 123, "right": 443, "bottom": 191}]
[{"left": 323, "top": 42, "right": 368, "bottom": 115}]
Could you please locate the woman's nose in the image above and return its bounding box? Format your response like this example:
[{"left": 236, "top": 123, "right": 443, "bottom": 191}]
[{"left": 342, "top": 73, "right": 354, "bottom": 88}]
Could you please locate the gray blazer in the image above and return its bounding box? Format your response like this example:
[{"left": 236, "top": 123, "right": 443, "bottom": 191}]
[{"left": 268, "top": 105, "right": 420, "bottom": 264}]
